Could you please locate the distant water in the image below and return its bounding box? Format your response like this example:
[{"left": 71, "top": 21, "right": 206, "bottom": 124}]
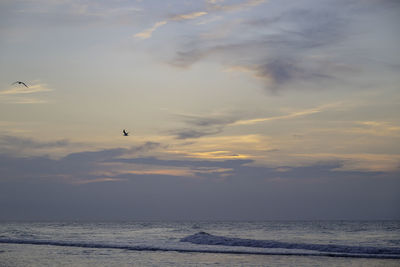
[{"left": 1, "top": 221, "right": 399, "bottom": 266}]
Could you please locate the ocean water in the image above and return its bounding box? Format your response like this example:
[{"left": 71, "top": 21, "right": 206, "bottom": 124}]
[{"left": 0, "top": 221, "right": 399, "bottom": 266}]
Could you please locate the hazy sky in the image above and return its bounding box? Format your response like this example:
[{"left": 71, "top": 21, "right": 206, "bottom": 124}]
[{"left": 0, "top": 0, "right": 399, "bottom": 221}]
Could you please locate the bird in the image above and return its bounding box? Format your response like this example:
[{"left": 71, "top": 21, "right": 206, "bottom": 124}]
[
  {"left": 12, "top": 81, "right": 29, "bottom": 88},
  {"left": 123, "top": 129, "right": 129, "bottom": 136}
]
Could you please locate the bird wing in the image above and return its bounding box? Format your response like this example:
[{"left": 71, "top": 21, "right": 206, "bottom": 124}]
[{"left": 11, "top": 81, "right": 29, "bottom": 88}]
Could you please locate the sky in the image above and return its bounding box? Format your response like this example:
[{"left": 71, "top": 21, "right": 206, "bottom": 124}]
[{"left": 0, "top": 0, "right": 399, "bottom": 221}]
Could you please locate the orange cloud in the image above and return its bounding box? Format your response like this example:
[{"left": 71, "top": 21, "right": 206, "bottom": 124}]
[{"left": 134, "top": 21, "right": 167, "bottom": 39}]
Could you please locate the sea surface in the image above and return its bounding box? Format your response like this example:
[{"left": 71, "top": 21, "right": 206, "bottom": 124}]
[{"left": 0, "top": 221, "right": 399, "bottom": 266}]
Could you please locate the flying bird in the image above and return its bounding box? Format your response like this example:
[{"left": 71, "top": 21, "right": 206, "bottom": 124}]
[
  {"left": 12, "top": 81, "right": 29, "bottom": 88},
  {"left": 123, "top": 129, "right": 129, "bottom": 136}
]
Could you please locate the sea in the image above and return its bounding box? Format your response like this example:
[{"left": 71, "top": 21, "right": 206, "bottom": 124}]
[{"left": 0, "top": 221, "right": 399, "bottom": 266}]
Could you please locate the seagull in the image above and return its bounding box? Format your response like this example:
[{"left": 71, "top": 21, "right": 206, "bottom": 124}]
[
  {"left": 123, "top": 129, "right": 129, "bottom": 136},
  {"left": 12, "top": 81, "right": 29, "bottom": 88}
]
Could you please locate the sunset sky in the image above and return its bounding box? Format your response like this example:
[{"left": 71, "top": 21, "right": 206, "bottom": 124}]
[{"left": 1, "top": 0, "right": 399, "bottom": 220}]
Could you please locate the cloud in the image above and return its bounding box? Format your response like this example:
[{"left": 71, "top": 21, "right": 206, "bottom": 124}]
[
  {"left": 233, "top": 103, "right": 340, "bottom": 125},
  {"left": 1, "top": 145, "right": 397, "bottom": 185},
  {"left": 0, "top": 0, "right": 143, "bottom": 31},
  {"left": 206, "top": 0, "right": 225, "bottom": 4},
  {"left": 0, "top": 135, "right": 74, "bottom": 156},
  {"left": 171, "top": 103, "right": 340, "bottom": 139},
  {"left": 255, "top": 59, "right": 331, "bottom": 87},
  {"left": 0, "top": 82, "right": 52, "bottom": 95},
  {"left": 226, "top": 58, "right": 336, "bottom": 92},
  {"left": 171, "top": 113, "right": 236, "bottom": 139},
  {"left": 172, "top": 128, "right": 223, "bottom": 140},
  {"left": 0, "top": 143, "right": 247, "bottom": 185},
  {"left": 200, "top": 18, "right": 243, "bottom": 39},
  {"left": 171, "top": 11, "right": 208, "bottom": 21},
  {"left": 0, "top": 141, "right": 164, "bottom": 185},
  {"left": 179, "top": 113, "right": 236, "bottom": 127},
  {"left": 257, "top": 59, "right": 302, "bottom": 85},
  {"left": 168, "top": 1, "right": 368, "bottom": 92},
  {"left": 73, "top": 177, "right": 127, "bottom": 185},
  {"left": 63, "top": 141, "right": 161, "bottom": 162},
  {"left": 120, "top": 168, "right": 196, "bottom": 177},
  {"left": 134, "top": 10, "right": 208, "bottom": 40},
  {"left": 2, "top": 97, "right": 48, "bottom": 104},
  {"left": 292, "top": 153, "right": 400, "bottom": 172},
  {"left": 110, "top": 156, "right": 253, "bottom": 169},
  {"left": 0, "top": 81, "right": 53, "bottom": 104},
  {"left": 183, "top": 150, "right": 250, "bottom": 160},
  {"left": 0, "top": 135, "right": 70, "bottom": 149},
  {"left": 0, "top": 127, "right": 399, "bottom": 221},
  {"left": 348, "top": 121, "right": 400, "bottom": 137},
  {"left": 134, "top": 0, "right": 266, "bottom": 40},
  {"left": 196, "top": 15, "right": 223, "bottom": 25},
  {"left": 172, "top": 47, "right": 337, "bottom": 90},
  {"left": 134, "top": 20, "right": 167, "bottom": 39},
  {"left": 207, "top": 0, "right": 267, "bottom": 12},
  {"left": 1, "top": 148, "right": 399, "bottom": 221}
]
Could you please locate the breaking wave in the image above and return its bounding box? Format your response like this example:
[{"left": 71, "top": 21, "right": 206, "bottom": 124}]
[
  {"left": 0, "top": 234, "right": 399, "bottom": 259},
  {"left": 180, "top": 232, "right": 400, "bottom": 258}
]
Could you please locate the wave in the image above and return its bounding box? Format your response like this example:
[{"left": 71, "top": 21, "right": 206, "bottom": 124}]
[
  {"left": 0, "top": 237, "right": 399, "bottom": 259},
  {"left": 181, "top": 232, "right": 400, "bottom": 257}
]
